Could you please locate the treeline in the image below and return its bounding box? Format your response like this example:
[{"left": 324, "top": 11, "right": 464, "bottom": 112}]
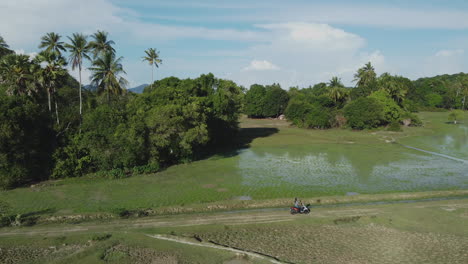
[
  {"left": 0, "top": 34, "right": 242, "bottom": 189},
  {"left": 245, "top": 63, "right": 467, "bottom": 129}
]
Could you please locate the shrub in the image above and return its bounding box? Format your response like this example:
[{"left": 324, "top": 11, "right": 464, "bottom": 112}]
[
  {"left": 303, "top": 105, "right": 332, "bottom": 129},
  {"left": 369, "top": 90, "right": 404, "bottom": 123},
  {"left": 387, "top": 121, "right": 402, "bottom": 132},
  {"left": 344, "top": 97, "right": 384, "bottom": 129},
  {"left": 400, "top": 112, "right": 422, "bottom": 127},
  {"left": 448, "top": 110, "right": 464, "bottom": 124},
  {"left": 131, "top": 163, "right": 160, "bottom": 175}
]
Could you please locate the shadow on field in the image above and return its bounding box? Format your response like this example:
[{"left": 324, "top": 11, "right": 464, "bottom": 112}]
[{"left": 200, "top": 127, "right": 279, "bottom": 160}]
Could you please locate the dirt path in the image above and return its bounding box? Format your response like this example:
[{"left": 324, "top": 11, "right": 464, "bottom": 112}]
[
  {"left": 0, "top": 207, "right": 383, "bottom": 237},
  {"left": 147, "top": 234, "right": 286, "bottom": 264}
]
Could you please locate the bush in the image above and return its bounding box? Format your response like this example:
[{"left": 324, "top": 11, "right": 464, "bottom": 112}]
[
  {"left": 344, "top": 97, "right": 384, "bottom": 129},
  {"left": 303, "top": 105, "right": 332, "bottom": 129},
  {"left": 400, "top": 112, "right": 422, "bottom": 127},
  {"left": 448, "top": 110, "right": 464, "bottom": 124},
  {"left": 387, "top": 121, "right": 402, "bottom": 131},
  {"left": 369, "top": 90, "right": 404, "bottom": 123},
  {"left": 131, "top": 163, "right": 160, "bottom": 175}
]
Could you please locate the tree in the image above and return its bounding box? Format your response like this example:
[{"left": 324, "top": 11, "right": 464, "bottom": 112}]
[
  {"left": 88, "top": 30, "right": 115, "bottom": 59},
  {"left": 89, "top": 51, "right": 128, "bottom": 102},
  {"left": 352, "top": 62, "right": 377, "bottom": 98},
  {"left": 327, "top": 87, "right": 349, "bottom": 106},
  {"left": 377, "top": 73, "right": 409, "bottom": 105},
  {"left": 65, "top": 33, "right": 90, "bottom": 117},
  {"left": 328, "top": 76, "right": 344, "bottom": 88},
  {"left": 448, "top": 110, "right": 464, "bottom": 124},
  {"left": 0, "top": 35, "right": 13, "bottom": 57},
  {"left": 0, "top": 54, "right": 36, "bottom": 96},
  {"left": 142, "top": 48, "right": 162, "bottom": 85},
  {"left": 344, "top": 97, "right": 384, "bottom": 129},
  {"left": 0, "top": 94, "right": 55, "bottom": 189},
  {"left": 368, "top": 90, "right": 404, "bottom": 123},
  {"left": 244, "top": 84, "right": 266, "bottom": 117},
  {"left": 38, "top": 32, "right": 66, "bottom": 56},
  {"left": 34, "top": 51, "right": 67, "bottom": 123},
  {"left": 262, "top": 84, "right": 289, "bottom": 117}
]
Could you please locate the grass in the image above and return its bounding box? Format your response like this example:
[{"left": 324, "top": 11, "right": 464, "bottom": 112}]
[
  {"left": 0, "top": 112, "right": 467, "bottom": 218},
  {"left": 1, "top": 198, "right": 466, "bottom": 264}
]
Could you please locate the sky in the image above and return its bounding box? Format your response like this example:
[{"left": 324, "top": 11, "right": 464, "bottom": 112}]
[{"left": 1, "top": 0, "right": 468, "bottom": 88}]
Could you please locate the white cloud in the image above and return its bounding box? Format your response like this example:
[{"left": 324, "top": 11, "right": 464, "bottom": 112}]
[
  {"left": 227, "top": 22, "right": 381, "bottom": 88},
  {"left": 243, "top": 60, "right": 279, "bottom": 71},
  {"left": 14, "top": 49, "right": 37, "bottom": 59},
  {"left": 128, "top": 2, "right": 468, "bottom": 30},
  {"left": 420, "top": 49, "right": 466, "bottom": 77},
  {"left": 435, "top": 49, "right": 464, "bottom": 57}
]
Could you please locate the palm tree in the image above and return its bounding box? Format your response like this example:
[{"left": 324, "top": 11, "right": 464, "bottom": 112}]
[
  {"left": 89, "top": 51, "right": 128, "bottom": 102},
  {"left": 0, "top": 54, "right": 35, "bottom": 96},
  {"left": 328, "top": 76, "right": 344, "bottom": 88},
  {"left": 377, "top": 73, "right": 408, "bottom": 104},
  {"left": 0, "top": 35, "right": 7, "bottom": 49},
  {"left": 65, "top": 33, "right": 90, "bottom": 117},
  {"left": 353, "top": 62, "right": 376, "bottom": 88},
  {"left": 88, "top": 30, "right": 115, "bottom": 59},
  {"left": 0, "top": 35, "right": 12, "bottom": 57},
  {"left": 39, "top": 32, "right": 66, "bottom": 56},
  {"left": 142, "top": 48, "right": 162, "bottom": 84},
  {"left": 34, "top": 51, "right": 67, "bottom": 123}
]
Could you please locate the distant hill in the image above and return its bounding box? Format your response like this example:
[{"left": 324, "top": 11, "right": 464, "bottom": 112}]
[
  {"left": 82, "top": 84, "right": 149, "bottom": 94},
  {"left": 83, "top": 84, "right": 97, "bottom": 92},
  {"left": 128, "top": 84, "right": 148, "bottom": 94}
]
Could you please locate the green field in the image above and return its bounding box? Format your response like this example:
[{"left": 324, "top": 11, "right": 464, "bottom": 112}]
[{"left": 0, "top": 112, "right": 467, "bottom": 218}]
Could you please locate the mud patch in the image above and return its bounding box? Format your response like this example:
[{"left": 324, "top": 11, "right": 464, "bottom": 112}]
[
  {"left": 217, "top": 188, "right": 229, "bottom": 192},
  {"left": 102, "top": 244, "right": 178, "bottom": 264},
  {"left": 202, "top": 184, "right": 217, "bottom": 188},
  {"left": 233, "top": 196, "right": 252, "bottom": 201}
]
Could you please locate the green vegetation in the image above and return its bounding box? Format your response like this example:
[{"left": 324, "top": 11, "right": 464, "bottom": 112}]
[
  {"left": 0, "top": 34, "right": 243, "bottom": 189},
  {"left": 448, "top": 109, "right": 464, "bottom": 124},
  {"left": 0, "top": 199, "right": 466, "bottom": 263},
  {"left": 244, "top": 83, "right": 289, "bottom": 118}
]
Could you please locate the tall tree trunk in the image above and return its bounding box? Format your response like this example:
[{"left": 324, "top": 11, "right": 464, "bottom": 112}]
[
  {"left": 151, "top": 64, "right": 154, "bottom": 85},
  {"left": 47, "top": 89, "right": 51, "bottom": 112},
  {"left": 54, "top": 97, "right": 60, "bottom": 125},
  {"left": 79, "top": 64, "right": 82, "bottom": 116}
]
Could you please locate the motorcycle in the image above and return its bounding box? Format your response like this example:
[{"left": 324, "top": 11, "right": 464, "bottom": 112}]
[{"left": 290, "top": 204, "right": 311, "bottom": 214}]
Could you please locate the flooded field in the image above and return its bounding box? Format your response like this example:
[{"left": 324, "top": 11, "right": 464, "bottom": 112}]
[
  {"left": 238, "top": 112, "right": 468, "bottom": 196},
  {"left": 238, "top": 144, "right": 468, "bottom": 194}
]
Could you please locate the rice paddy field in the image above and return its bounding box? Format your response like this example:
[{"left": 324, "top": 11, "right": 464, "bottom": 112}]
[{"left": 0, "top": 112, "right": 467, "bottom": 216}]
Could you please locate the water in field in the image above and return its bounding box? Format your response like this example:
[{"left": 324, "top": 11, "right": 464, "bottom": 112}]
[{"left": 238, "top": 126, "right": 468, "bottom": 194}]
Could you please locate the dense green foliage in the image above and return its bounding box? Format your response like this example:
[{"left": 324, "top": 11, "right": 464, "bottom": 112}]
[
  {"left": 344, "top": 97, "right": 384, "bottom": 129},
  {"left": 0, "top": 34, "right": 244, "bottom": 189},
  {"left": 244, "top": 83, "right": 288, "bottom": 118},
  {"left": 0, "top": 31, "right": 467, "bottom": 189},
  {"left": 0, "top": 93, "right": 54, "bottom": 188}
]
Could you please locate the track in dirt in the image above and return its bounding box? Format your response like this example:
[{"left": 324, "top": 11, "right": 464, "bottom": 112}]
[{"left": 0, "top": 207, "right": 382, "bottom": 237}]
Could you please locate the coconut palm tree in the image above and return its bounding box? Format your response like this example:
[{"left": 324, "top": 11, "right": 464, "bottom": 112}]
[
  {"left": 0, "top": 35, "right": 7, "bottom": 49},
  {"left": 353, "top": 62, "right": 376, "bottom": 88},
  {"left": 65, "top": 33, "right": 90, "bottom": 117},
  {"left": 0, "top": 35, "right": 13, "bottom": 57},
  {"left": 89, "top": 51, "right": 128, "bottom": 102},
  {"left": 34, "top": 51, "right": 67, "bottom": 123},
  {"left": 142, "top": 48, "right": 162, "bottom": 85},
  {"left": 39, "top": 32, "right": 66, "bottom": 56},
  {"left": 328, "top": 76, "right": 344, "bottom": 88},
  {"left": 88, "top": 30, "right": 115, "bottom": 59},
  {"left": 0, "top": 54, "right": 35, "bottom": 96}
]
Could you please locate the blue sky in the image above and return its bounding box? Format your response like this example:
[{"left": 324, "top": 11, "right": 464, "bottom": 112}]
[{"left": 1, "top": 0, "right": 468, "bottom": 88}]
